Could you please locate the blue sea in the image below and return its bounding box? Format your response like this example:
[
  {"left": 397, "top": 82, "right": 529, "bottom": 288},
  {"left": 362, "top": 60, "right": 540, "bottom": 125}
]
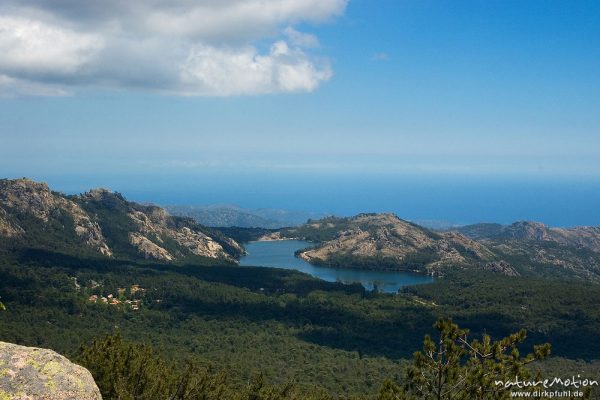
[{"left": 32, "top": 172, "right": 600, "bottom": 227}]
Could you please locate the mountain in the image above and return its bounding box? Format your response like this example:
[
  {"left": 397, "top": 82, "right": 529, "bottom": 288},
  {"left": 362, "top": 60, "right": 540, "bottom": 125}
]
[
  {"left": 165, "top": 204, "right": 282, "bottom": 228},
  {"left": 450, "top": 223, "right": 505, "bottom": 240},
  {"left": 452, "top": 221, "right": 600, "bottom": 281},
  {"left": 264, "top": 215, "right": 600, "bottom": 279},
  {"left": 455, "top": 221, "right": 600, "bottom": 253},
  {"left": 165, "top": 204, "right": 328, "bottom": 228},
  {"left": 271, "top": 213, "right": 500, "bottom": 275},
  {"left": 0, "top": 178, "right": 243, "bottom": 263}
]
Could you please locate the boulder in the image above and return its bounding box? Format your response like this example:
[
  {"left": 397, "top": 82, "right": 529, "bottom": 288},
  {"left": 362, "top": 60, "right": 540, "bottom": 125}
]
[{"left": 0, "top": 341, "right": 102, "bottom": 400}]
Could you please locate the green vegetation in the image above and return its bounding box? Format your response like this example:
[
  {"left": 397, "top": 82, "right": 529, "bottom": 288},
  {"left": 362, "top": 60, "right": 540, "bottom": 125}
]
[
  {"left": 79, "top": 334, "right": 229, "bottom": 400},
  {"left": 1, "top": 246, "right": 599, "bottom": 397},
  {"left": 2, "top": 179, "right": 599, "bottom": 397},
  {"left": 306, "top": 250, "right": 440, "bottom": 272},
  {"left": 489, "top": 240, "right": 600, "bottom": 282},
  {"left": 404, "top": 270, "right": 600, "bottom": 359},
  {"left": 79, "top": 333, "right": 331, "bottom": 400},
  {"left": 0, "top": 204, "right": 99, "bottom": 259},
  {"left": 0, "top": 248, "right": 403, "bottom": 396},
  {"left": 281, "top": 216, "right": 354, "bottom": 242},
  {"left": 380, "top": 319, "right": 562, "bottom": 399},
  {"left": 78, "top": 321, "right": 566, "bottom": 400}
]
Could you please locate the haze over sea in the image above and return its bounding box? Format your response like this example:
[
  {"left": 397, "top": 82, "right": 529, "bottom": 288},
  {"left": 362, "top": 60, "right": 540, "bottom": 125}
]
[
  {"left": 2, "top": 1, "right": 599, "bottom": 229},
  {"left": 15, "top": 171, "right": 600, "bottom": 228}
]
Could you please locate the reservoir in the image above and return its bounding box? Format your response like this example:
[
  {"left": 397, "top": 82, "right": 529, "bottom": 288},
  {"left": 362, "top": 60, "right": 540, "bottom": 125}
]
[{"left": 240, "top": 240, "right": 434, "bottom": 293}]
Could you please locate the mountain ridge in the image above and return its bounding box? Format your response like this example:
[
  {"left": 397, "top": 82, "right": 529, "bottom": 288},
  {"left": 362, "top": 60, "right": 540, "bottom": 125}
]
[
  {"left": 4, "top": 178, "right": 600, "bottom": 280},
  {"left": 454, "top": 221, "right": 600, "bottom": 252},
  {"left": 268, "top": 213, "right": 502, "bottom": 275},
  {"left": 0, "top": 178, "right": 243, "bottom": 264},
  {"left": 165, "top": 204, "right": 329, "bottom": 228}
]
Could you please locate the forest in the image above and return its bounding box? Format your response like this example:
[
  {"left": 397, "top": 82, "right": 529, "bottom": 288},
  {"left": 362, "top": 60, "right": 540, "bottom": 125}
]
[{"left": 1, "top": 245, "right": 599, "bottom": 398}]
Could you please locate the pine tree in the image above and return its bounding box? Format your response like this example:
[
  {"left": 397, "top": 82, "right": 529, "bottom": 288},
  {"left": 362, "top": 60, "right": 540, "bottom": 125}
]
[
  {"left": 79, "top": 334, "right": 227, "bottom": 400},
  {"left": 380, "top": 319, "right": 555, "bottom": 400}
]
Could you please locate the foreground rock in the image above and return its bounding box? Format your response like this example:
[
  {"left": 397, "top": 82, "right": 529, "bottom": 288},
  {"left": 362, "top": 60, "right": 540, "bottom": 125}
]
[{"left": 0, "top": 341, "right": 102, "bottom": 400}]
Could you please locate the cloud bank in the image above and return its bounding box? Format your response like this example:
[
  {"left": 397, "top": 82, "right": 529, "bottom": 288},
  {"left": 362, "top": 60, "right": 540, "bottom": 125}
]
[{"left": 0, "top": 0, "right": 347, "bottom": 96}]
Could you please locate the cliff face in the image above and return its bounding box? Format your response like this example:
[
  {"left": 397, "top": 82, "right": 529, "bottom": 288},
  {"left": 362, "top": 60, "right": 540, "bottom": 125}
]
[
  {"left": 0, "top": 178, "right": 243, "bottom": 263},
  {"left": 279, "top": 214, "right": 498, "bottom": 275},
  {"left": 0, "top": 179, "right": 112, "bottom": 256},
  {"left": 0, "top": 341, "right": 102, "bottom": 400}
]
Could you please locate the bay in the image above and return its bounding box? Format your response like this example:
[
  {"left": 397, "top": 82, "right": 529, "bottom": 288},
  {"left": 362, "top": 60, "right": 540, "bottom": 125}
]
[{"left": 240, "top": 240, "right": 434, "bottom": 293}]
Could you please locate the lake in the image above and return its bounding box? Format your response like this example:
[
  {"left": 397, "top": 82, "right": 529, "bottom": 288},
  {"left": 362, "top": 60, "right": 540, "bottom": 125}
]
[{"left": 239, "top": 240, "right": 434, "bottom": 293}]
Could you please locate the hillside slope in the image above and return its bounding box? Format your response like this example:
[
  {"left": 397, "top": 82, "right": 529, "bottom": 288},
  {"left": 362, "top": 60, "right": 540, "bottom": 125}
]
[
  {"left": 0, "top": 178, "right": 243, "bottom": 263},
  {"left": 274, "top": 214, "right": 501, "bottom": 275},
  {"left": 454, "top": 221, "right": 600, "bottom": 281},
  {"left": 456, "top": 221, "right": 600, "bottom": 252}
]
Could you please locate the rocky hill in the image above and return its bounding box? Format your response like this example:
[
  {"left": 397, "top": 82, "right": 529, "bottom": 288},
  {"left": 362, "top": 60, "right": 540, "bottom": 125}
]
[
  {"left": 0, "top": 341, "right": 102, "bottom": 399},
  {"left": 278, "top": 215, "right": 600, "bottom": 279},
  {"left": 0, "top": 178, "right": 243, "bottom": 263},
  {"left": 453, "top": 221, "right": 600, "bottom": 281},
  {"left": 272, "top": 214, "right": 501, "bottom": 275},
  {"left": 455, "top": 221, "right": 600, "bottom": 253},
  {"left": 455, "top": 221, "right": 600, "bottom": 252}
]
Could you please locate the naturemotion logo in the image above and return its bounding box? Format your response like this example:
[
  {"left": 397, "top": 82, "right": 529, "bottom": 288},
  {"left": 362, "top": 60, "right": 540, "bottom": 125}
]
[{"left": 495, "top": 375, "right": 597, "bottom": 398}]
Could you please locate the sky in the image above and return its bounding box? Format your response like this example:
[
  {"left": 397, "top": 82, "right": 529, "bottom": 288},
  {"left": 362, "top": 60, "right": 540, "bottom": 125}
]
[{"left": 1, "top": 0, "right": 599, "bottom": 226}]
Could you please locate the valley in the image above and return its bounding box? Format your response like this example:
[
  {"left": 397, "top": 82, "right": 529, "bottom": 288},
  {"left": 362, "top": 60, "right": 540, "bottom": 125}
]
[{"left": 1, "top": 178, "right": 600, "bottom": 398}]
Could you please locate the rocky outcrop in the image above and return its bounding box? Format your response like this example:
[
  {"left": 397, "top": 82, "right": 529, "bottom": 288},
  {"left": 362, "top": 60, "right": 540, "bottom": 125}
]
[
  {"left": 0, "top": 207, "right": 23, "bottom": 237},
  {"left": 79, "top": 187, "right": 242, "bottom": 262},
  {"left": 256, "top": 231, "right": 285, "bottom": 241},
  {"left": 0, "top": 341, "right": 102, "bottom": 400},
  {"left": 0, "top": 179, "right": 112, "bottom": 256},
  {"left": 0, "top": 179, "right": 56, "bottom": 222},
  {"left": 127, "top": 208, "right": 237, "bottom": 261},
  {"left": 171, "top": 227, "right": 227, "bottom": 258},
  {"left": 129, "top": 233, "right": 174, "bottom": 262},
  {"left": 286, "top": 213, "right": 496, "bottom": 274},
  {"left": 483, "top": 260, "right": 519, "bottom": 277},
  {"left": 0, "top": 178, "right": 242, "bottom": 263},
  {"left": 59, "top": 200, "right": 113, "bottom": 257}
]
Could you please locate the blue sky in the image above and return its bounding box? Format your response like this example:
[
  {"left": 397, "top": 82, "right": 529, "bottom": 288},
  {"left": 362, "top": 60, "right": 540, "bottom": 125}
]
[{"left": 1, "top": 0, "right": 599, "bottom": 225}]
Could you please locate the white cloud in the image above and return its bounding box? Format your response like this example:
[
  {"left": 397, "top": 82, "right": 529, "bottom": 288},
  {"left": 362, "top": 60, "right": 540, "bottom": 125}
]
[
  {"left": 179, "top": 41, "right": 331, "bottom": 96},
  {"left": 0, "top": 0, "right": 347, "bottom": 96},
  {"left": 0, "top": 16, "right": 103, "bottom": 75},
  {"left": 284, "top": 27, "right": 320, "bottom": 48}
]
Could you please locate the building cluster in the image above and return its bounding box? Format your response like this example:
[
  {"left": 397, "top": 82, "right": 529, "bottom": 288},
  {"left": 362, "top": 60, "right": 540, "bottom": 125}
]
[
  {"left": 130, "top": 284, "right": 146, "bottom": 295},
  {"left": 87, "top": 284, "right": 146, "bottom": 311}
]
